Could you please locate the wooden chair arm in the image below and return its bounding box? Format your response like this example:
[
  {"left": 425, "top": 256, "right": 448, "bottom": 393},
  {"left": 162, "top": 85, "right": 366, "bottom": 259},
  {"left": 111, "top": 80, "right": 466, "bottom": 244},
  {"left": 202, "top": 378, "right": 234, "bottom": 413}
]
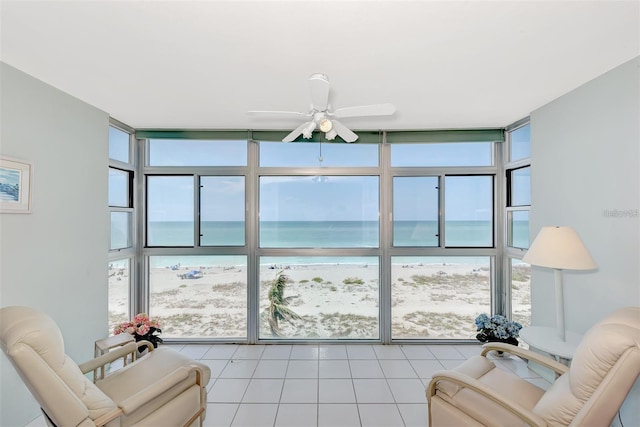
[
  {"left": 79, "top": 342, "right": 139, "bottom": 375},
  {"left": 79, "top": 340, "right": 155, "bottom": 376},
  {"left": 480, "top": 342, "right": 569, "bottom": 375},
  {"left": 134, "top": 340, "right": 155, "bottom": 356}
]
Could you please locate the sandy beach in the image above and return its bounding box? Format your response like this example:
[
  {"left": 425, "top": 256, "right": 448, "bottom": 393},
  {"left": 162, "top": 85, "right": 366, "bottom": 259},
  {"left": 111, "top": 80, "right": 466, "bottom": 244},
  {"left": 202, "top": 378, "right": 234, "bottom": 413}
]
[{"left": 109, "top": 262, "right": 530, "bottom": 340}]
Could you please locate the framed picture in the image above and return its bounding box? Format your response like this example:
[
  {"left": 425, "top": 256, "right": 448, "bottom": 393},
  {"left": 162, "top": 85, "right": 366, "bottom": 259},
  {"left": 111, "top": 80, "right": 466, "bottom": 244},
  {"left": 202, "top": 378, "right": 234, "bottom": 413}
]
[{"left": 0, "top": 157, "right": 33, "bottom": 213}]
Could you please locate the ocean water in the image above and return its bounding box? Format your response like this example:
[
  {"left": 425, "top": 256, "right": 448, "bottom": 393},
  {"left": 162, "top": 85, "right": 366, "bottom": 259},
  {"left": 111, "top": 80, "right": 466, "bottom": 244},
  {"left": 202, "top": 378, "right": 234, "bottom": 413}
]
[{"left": 147, "top": 221, "right": 528, "bottom": 268}]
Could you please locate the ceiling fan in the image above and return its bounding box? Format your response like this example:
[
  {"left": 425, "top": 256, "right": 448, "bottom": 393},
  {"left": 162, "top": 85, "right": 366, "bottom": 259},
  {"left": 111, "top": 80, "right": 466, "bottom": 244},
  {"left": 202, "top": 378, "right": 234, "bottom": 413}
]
[{"left": 247, "top": 73, "right": 395, "bottom": 143}]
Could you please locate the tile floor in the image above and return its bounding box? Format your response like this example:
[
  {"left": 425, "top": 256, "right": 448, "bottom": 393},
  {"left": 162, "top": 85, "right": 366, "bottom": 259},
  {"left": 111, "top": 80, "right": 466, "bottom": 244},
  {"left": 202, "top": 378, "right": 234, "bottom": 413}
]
[{"left": 26, "top": 343, "right": 550, "bottom": 427}]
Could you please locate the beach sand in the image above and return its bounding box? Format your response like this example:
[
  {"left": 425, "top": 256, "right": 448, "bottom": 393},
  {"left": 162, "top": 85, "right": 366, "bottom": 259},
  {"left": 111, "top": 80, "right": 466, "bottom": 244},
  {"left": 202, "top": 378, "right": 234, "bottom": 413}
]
[{"left": 109, "top": 263, "right": 531, "bottom": 340}]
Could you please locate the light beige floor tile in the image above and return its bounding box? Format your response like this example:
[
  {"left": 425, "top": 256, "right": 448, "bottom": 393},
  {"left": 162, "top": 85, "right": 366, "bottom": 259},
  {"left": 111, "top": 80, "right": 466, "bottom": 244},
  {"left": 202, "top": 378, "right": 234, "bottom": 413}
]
[
  {"left": 286, "top": 360, "right": 318, "bottom": 378},
  {"left": 280, "top": 379, "right": 318, "bottom": 403},
  {"left": 275, "top": 403, "right": 318, "bottom": 427},
  {"left": 318, "top": 379, "right": 356, "bottom": 403},
  {"left": 231, "top": 404, "right": 278, "bottom": 427},
  {"left": 358, "top": 403, "right": 405, "bottom": 427},
  {"left": 318, "top": 404, "right": 361, "bottom": 427}
]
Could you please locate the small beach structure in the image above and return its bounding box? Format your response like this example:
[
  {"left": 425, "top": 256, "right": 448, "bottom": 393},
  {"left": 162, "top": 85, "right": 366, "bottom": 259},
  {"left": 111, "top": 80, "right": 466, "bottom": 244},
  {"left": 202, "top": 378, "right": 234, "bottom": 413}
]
[{"left": 178, "top": 270, "right": 203, "bottom": 279}]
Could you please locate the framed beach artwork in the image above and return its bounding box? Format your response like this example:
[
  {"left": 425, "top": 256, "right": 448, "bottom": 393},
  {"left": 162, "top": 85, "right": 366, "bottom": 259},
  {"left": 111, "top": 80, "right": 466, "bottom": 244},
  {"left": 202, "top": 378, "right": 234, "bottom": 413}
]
[{"left": 0, "top": 157, "right": 33, "bottom": 213}]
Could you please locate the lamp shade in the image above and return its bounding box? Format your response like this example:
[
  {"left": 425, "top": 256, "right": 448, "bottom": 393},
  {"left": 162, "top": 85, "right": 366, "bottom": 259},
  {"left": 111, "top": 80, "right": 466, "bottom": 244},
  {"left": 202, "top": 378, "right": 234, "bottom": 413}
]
[{"left": 523, "top": 226, "right": 597, "bottom": 270}]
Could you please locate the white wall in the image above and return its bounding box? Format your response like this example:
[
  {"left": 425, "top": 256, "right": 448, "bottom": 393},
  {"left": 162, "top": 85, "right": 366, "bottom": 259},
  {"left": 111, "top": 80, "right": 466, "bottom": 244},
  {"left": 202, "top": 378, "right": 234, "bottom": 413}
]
[
  {"left": 530, "top": 56, "right": 639, "bottom": 424},
  {"left": 0, "top": 63, "right": 110, "bottom": 427}
]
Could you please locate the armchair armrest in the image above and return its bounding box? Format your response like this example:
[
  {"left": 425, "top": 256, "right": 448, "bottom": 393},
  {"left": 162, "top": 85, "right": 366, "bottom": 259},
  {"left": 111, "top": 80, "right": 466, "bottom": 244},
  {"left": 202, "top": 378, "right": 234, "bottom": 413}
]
[
  {"left": 428, "top": 370, "right": 548, "bottom": 427},
  {"left": 135, "top": 340, "right": 155, "bottom": 354},
  {"left": 92, "top": 365, "right": 205, "bottom": 426},
  {"left": 79, "top": 342, "right": 139, "bottom": 375},
  {"left": 480, "top": 342, "right": 568, "bottom": 376},
  {"left": 79, "top": 341, "right": 156, "bottom": 376},
  {"left": 118, "top": 365, "right": 204, "bottom": 414}
]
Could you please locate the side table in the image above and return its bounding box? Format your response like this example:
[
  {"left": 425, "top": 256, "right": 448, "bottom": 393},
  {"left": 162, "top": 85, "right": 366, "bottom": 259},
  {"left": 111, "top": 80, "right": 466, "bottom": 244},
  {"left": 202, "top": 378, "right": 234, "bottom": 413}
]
[
  {"left": 519, "top": 326, "right": 582, "bottom": 380},
  {"left": 519, "top": 326, "right": 582, "bottom": 363},
  {"left": 94, "top": 333, "right": 136, "bottom": 381}
]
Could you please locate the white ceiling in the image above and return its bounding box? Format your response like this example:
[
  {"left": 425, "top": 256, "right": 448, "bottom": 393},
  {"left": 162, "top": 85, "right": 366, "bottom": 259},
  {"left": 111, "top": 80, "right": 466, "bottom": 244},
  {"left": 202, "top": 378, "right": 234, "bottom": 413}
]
[{"left": 1, "top": 0, "right": 638, "bottom": 132}]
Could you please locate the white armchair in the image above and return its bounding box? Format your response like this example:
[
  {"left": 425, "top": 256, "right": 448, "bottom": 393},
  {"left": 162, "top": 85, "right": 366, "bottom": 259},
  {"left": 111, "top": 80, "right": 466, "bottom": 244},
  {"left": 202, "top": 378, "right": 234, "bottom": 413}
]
[
  {"left": 427, "top": 306, "right": 640, "bottom": 426},
  {"left": 1, "top": 306, "right": 211, "bottom": 427}
]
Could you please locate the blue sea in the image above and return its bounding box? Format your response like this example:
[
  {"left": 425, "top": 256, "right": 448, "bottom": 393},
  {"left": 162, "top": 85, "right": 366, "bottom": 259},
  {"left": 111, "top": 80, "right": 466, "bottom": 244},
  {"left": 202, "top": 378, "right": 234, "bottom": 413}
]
[{"left": 146, "top": 221, "right": 529, "bottom": 268}]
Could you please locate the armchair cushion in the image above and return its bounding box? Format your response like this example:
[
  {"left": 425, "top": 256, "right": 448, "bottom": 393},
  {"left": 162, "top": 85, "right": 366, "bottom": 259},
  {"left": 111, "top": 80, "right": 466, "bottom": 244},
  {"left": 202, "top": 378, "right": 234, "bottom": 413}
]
[{"left": 431, "top": 356, "right": 545, "bottom": 427}]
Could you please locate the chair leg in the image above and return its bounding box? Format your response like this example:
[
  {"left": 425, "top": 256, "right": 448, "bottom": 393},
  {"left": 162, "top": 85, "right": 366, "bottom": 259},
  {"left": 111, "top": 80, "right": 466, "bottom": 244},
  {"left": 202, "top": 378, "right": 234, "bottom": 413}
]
[{"left": 184, "top": 407, "right": 205, "bottom": 427}]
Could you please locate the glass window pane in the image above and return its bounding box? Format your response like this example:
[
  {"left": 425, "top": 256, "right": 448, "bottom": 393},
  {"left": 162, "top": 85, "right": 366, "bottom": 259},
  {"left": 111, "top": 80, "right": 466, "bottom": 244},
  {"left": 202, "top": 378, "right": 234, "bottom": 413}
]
[
  {"left": 148, "top": 140, "right": 247, "bottom": 166},
  {"left": 110, "top": 212, "right": 131, "bottom": 250},
  {"left": 510, "top": 124, "right": 530, "bottom": 161},
  {"left": 200, "top": 176, "right": 245, "bottom": 246},
  {"left": 147, "top": 176, "right": 194, "bottom": 246},
  {"left": 511, "top": 259, "right": 531, "bottom": 327},
  {"left": 508, "top": 211, "right": 529, "bottom": 249},
  {"left": 109, "top": 259, "right": 130, "bottom": 335},
  {"left": 109, "top": 126, "right": 130, "bottom": 163},
  {"left": 445, "top": 176, "right": 493, "bottom": 247},
  {"left": 260, "top": 141, "right": 378, "bottom": 167},
  {"left": 259, "top": 256, "right": 379, "bottom": 339},
  {"left": 393, "top": 177, "right": 439, "bottom": 246},
  {"left": 391, "top": 142, "right": 493, "bottom": 167},
  {"left": 259, "top": 176, "right": 379, "bottom": 248},
  {"left": 391, "top": 256, "right": 491, "bottom": 339},
  {"left": 149, "top": 256, "right": 247, "bottom": 338},
  {"left": 109, "top": 167, "right": 130, "bottom": 207},
  {"left": 509, "top": 166, "right": 531, "bottom": 206}
]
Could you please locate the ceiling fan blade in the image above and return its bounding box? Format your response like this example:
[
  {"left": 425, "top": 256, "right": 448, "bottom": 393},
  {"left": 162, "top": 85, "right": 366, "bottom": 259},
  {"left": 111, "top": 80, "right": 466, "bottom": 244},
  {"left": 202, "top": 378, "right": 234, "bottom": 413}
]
[
  {"left": 332, "top": 103, "right": 396, "bottom": 118},
  {"left": 282, "top": 122, "right": 312, "bottom": 142},
  {"left": 331, "top": 120, "right": 358, "bottom": 143},
  {"left": 247, "top": 110, "right": 307, "bottom": 117},
  {"left": 309, "top": 73, "right": 330, "bottom": 111}
]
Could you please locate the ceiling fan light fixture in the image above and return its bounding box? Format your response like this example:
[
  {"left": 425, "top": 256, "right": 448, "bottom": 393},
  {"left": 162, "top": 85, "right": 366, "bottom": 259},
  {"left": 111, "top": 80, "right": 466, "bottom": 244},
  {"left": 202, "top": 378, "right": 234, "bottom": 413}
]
[
  {"left": 319, "top": 118, "right": 333, "bottom": 133},
  {"left": 248, "top": 73, "right": 395, "bottom": 143}
]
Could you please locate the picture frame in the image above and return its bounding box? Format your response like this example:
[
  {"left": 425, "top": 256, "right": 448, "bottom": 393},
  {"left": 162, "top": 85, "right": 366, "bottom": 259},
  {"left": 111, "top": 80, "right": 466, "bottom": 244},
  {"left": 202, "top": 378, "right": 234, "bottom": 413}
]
[{"left": 0, "top": 157, "right": 33, "bottom": 213}]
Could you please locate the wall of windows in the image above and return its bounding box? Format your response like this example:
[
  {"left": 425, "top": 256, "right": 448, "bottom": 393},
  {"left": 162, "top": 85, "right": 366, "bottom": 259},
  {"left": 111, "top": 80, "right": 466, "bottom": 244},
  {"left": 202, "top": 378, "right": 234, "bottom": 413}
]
[
  {"left": 131, "top": 130, "right": 507, "bottom": 343},
  {"left": 504, "top": 120, "right": 532, "bottom": 327},
  {"left": 108, "top": 121, "right": 137, "bottom": 334},
  {"left": 92, "top": 55, "right": 526, "bottom": 344}
]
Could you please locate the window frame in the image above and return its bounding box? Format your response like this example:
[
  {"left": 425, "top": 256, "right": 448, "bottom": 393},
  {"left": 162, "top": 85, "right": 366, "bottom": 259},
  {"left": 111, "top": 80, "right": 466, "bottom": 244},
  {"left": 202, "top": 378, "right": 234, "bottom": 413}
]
[
  {"left": 108, "top": 119, "right": 137, "bottom": 335},
  {"left": 137, "top": 133, "right": 503, "bottom": 344},
  {"left": 503, "top": 119, "right": 531, "bottom": 324}
]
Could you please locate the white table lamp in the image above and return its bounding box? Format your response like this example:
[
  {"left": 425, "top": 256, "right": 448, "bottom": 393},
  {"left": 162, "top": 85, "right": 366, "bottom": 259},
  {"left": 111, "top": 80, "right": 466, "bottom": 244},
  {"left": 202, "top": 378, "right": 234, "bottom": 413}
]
[{"left": 523, "top": 226, "right": 597, "bottom": 341}]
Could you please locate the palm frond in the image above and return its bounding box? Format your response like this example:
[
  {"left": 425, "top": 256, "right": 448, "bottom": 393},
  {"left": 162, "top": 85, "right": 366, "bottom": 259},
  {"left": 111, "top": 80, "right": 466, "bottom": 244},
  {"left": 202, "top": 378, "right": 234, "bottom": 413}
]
[{"left": 265, "top": 271, "right": 300, "bottom": 336}]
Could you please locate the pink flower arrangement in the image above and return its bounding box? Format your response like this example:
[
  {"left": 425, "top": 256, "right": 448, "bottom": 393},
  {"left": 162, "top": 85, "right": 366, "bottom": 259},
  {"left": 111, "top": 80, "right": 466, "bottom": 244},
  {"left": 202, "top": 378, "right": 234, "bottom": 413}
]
[{"left": 114, "top": 313, "right": 163, "bottom": 348}]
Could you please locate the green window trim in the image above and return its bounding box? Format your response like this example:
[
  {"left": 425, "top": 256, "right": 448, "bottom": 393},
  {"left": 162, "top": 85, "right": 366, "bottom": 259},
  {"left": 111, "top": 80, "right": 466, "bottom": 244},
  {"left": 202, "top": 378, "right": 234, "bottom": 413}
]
[
  {"left": 136, "top": 129, "right": 504, "bottom": 143},
  {"left": 386, "top": 129, "right": 504, "bottom": 143}
]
